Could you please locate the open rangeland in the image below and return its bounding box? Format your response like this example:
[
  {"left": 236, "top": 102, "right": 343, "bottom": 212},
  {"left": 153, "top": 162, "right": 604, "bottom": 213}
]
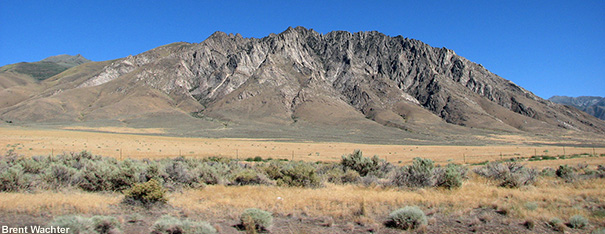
[
  {"left": 1, "top": 126, "right": 604, "bottom": 166},
  {"left": 1, "top": 176, "right": 604, "bottom": 233},
  {"left": 1, "top": 126, "right": 604, "bottom": 233}
]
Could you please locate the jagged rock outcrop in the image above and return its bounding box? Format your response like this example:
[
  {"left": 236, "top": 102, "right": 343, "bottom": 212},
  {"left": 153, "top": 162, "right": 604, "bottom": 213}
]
[
  {"left": 2, "top": 27, "right": 604, "bottom": 137},
  {"left": 549, "top": 96, "right": 605, "bottom": 120}
]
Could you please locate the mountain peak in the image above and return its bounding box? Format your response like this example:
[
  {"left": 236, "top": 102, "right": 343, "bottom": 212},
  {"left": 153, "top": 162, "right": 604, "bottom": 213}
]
[
  {"left": 2, "top": 28, "right": 604, "bottom": 142},
  {"left": 41, "top": 54, "right": 91, "bottom": 66}
]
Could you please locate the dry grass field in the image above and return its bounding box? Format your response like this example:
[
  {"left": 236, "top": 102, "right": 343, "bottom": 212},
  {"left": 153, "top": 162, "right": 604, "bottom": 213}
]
[
  {"left": 1, "top": 126, "right": 604, "bottom": 167},
  {"left": 1, "top": 125, "right": 605, "bottom": 233},
  {"left": 1, "top": 176, "right": 604, "bottom": 233}
]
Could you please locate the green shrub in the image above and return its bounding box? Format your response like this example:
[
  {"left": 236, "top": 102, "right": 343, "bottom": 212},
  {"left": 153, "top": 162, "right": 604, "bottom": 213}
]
[
  {"left": 123, "top": 179, "right": 167, "bottom": 206},
  {"left": 435, "top": 163, "right": 464, "bottom": 189},
  {"left": 548, "top": 217, "right": 565, "bottom": 232},
  {"left": 258, "top": 161, "right": 284, "bottom": 181},
  {"left": 341, "top": 169, "right": 361, "bottom": 184},
  {"left": 568, "top": 215, "right": 588, "bottom": 229},
  {"left": 323, "top": 166, "right": 360, "bottom": 184},
  {"left": 193, "top": 162, "right": 231, "bottom": 185},
  {"left": 231, "top": 169, "right": 274, "bottom": 186},
  {"left": 592, "top": 228, "right": 605, "bottom": 234},
  {"left": 78, "top": 160, "right": 116, "bottom": 192},
  {"left": 164, "top": 160, "right": 193, "bottom": 185},
  {"left": 474, "top": 162, "right": 537, "bottom": 188},
  {"left": 18, "top": 157, "right": 45, "bottom": 174},
  {"left": 49, "top": 215, "right": 93, "bottom": 234},
  {"left": 391, "top": 157, "right": 435, "bottom": 188},
  {"left": 341, "top": 150, "right": 387, "bottom": 177},
  {"left": 139, "top": 162, "right": 165, "bottom": 184},
  {"left": 386, "top": 206, "right": 427, "bottom": 230},
  {"left": 523, "top": 219, "right": 535, "bottom": 230},
  {"left": 151, "top": 215, "right": 216, "bottom": 234},
  {"left": 540, "top": 167, "right": 556, "bottom": 177},
  {"left": 43, "top": 163, "right": 78, "bottom": 189},
  {"left": 109, "top": 159, "right": 142, "bottom": 191},
  {"left": 556, "top": 165, "right": 576, "bottom": 182},
  {"left": 90, "top": 216, "right": 121, "bottom": 234},
  {"left": 240, "top": 208, "right": 273, "bottom": 232},
  {"left": 0, "top": 165, "right": 31, "bottom": 191},
  {"left": 524, "top": 202, "right": 538, "bottom": 211},
  {"left": 277, "top": 162, "right": 320, "bottom": 187}
]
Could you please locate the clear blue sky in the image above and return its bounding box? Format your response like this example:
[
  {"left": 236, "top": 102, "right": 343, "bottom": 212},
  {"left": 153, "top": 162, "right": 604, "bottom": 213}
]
[{"left": 1, "top": 0, "right": 603, "bottom": 98}]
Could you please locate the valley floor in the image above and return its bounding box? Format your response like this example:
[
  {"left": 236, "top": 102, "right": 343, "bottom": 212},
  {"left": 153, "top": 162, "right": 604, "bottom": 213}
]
[
  {"left": 1, "top": 125, "right": 604, "bottom": 233},
  {"left": 1, "top": 126, "right": 604, "bottom": 166},
  {"left": 1, "top": 176, "right": 604, "bottom": 233}
]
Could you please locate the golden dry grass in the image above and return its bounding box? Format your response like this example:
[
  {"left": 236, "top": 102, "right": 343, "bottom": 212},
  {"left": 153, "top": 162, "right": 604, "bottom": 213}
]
[
  {"left": 170, "top": 176, "right": 605, "bottom": 223},
  {"left": 1, "top": 177, "right": 602, "bottom": 226},
  {"left": 1, "top": 126, "right": 604, "bottom": 167},
  {"left": 0, "top": 191, "right": 121, "bottom": 215}
]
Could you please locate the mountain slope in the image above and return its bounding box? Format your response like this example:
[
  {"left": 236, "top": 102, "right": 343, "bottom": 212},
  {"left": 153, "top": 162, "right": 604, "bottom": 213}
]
[
  {"left": 0, "top": 55, "right": 93, "bottom": 109},
  {"left": 1, "top": 27, "right": 604, "bottom": 143},
  {"left": 549, "top": 96, "right": 605, "bottom": 120},
  {"left": 0, "top": 54, "right": 91, "bottom": 83}
]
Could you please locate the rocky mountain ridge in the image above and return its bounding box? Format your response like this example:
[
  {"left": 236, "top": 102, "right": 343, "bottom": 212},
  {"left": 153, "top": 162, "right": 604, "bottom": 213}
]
[
  {"left": 1, "top": 27, "right": 604, "bottom": 142},
  {"left": 549, "top": 96, "right": 605, "bottom": 120}
]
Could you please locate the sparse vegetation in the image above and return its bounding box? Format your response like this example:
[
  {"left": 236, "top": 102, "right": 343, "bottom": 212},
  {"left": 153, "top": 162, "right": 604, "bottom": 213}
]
[
  {"left": 152, "top": 215, "right": 216, "bottom": 234},
  {"left": 473, "top": 162, "right": 537, "bottom": 188},
  {"left": 90, "top": 216, "right": 122, "bottom": 234},
  {"left": 240, "top": 208, "right": 273, "bottom": 232},
  {"left": 390, "top": 158, "right": 466, "bottom": 189},
  {"left": 341, "top": 150, "right": 389, "bottom": 177},
  {"left": 568, "top": 214, "right": 588, "bottom": 229},
  {"left": 385, "top": 206, "right": 427, "bottom": 230},
  {"left": 391, "top": 157, "right": 436, "bottom": 188},
  {"left": 122, "top": 179, "right": 167, "bottom": 206},
  {"left": 49, "top": 215, "right": 94, "bottom": 234},
  {"left": 434, "top": 163, "right": 465, "bottom": 189},
  {"left": 276, "top": 161, "right": 321, "bottom": 187},
  {"left": 548, "top": 217, "right": 566, "bottom": 232},
  {"left": 1, "top": 148, "right": 605, "bottom": 232},
  {"left": 556, "top": 164, "right": 576, "bottom": 182},
  {"left": 49, "top": 215, "right": 122, "bottom": 234}
]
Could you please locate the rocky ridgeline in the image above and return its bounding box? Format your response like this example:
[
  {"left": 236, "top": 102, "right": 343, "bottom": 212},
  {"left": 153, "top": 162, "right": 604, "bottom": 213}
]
[
  {"left": 549, "top": 96, "right": 605, "bottom": 120},
  {"left": 3, "top": 27, "right": 604, "bottom": 136}
]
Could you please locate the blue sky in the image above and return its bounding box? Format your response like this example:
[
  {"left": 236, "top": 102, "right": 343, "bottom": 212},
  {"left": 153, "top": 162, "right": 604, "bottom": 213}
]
[{"left": 1, "top": 0, "right": 603, "bottom": 98}]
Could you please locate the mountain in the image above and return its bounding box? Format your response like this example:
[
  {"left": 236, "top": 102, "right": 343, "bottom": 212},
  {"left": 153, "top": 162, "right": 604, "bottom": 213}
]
[
  {"left": 0, "top": 54, "right": 91, "bottom": 82},
  {"left": 549, "top": 96, "right": 605, "bottom": 120},
  {"left": 0, "top": 54, "right": 92, "bottom": 110},
  {"left": 1, "top": 27, "right": 604, "bottom": 144}
]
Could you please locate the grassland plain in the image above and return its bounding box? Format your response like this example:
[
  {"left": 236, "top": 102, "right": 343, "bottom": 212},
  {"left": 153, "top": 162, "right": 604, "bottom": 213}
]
[
  {"left": 1, "top": 126, "right": 604, "bottom": 166},
  {"left": 1, "top": 126, "right": 605, "bottom": 233},
  {"left": 0, "top": 175, "right": 604, "bottom": 233}
]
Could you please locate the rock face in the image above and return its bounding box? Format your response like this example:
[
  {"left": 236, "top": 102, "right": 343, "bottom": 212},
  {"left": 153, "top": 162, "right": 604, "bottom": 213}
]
[
  {"left": 2, "top": 27, "right": 604, "bottom": 137},
  {"left": 549, "top": 96, "right": 605, "bottom": 120}
]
